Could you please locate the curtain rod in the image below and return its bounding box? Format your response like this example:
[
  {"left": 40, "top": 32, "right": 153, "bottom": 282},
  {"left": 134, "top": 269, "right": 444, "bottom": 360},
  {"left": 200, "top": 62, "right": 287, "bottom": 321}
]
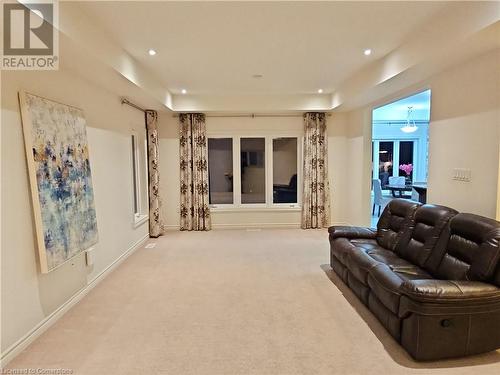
[
  {"left": 121, "top": 98, "right": 145, "bottom": 113},
  {"left": 171, "top": 113, "right": 332, "bottom": 118}
]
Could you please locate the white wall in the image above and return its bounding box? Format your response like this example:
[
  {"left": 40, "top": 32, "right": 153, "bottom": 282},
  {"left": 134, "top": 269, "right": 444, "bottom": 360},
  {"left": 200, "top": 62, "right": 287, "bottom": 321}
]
[
  {"left": 327, "top": 112, "right": 349, "bottom": 225},
  {"left": 427, "top": 50, "right": 499, "bottom": 218},
  {"left": 344, "top": 109, "right": 373, "bottom": 227},
  {"left": 340, "top": 49, "right": 500, "bottom": 225},
  {"left": 159, "top": 114, "right": 350, "bottom": 229},
  {"left": 158, "top": 113, "right": 181, "bottom": 229},
  {"left": 1, "top": 68, "right": 149, "bottom": 358}
]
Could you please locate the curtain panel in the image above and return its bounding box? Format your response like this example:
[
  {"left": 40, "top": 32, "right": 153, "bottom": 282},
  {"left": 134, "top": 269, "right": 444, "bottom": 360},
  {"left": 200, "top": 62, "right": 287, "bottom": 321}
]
[
  {"left": 145, "top": 110, "right": 164, "bottom": 237},
  {"left": 302, "top": 112, "right": 330, "bottom": 229},
  {"left": 179, "top": 113, "right": 211, "bottom": 231}
]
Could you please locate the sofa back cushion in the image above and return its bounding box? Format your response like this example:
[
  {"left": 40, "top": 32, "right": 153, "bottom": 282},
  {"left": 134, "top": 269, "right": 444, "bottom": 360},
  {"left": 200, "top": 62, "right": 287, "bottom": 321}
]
[
  {"left": 394, "top": 204, "right": 457, "bottom": 272},
  {"left": 435, "top": 213, "right": 500, "bottom": 284},
  {"left": 376, "top": 199, "right": 421, "bottom": 251}
]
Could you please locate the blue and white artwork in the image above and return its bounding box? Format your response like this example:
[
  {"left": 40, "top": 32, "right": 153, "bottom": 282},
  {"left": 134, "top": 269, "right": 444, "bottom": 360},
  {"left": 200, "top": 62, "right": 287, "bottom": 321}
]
[{"left": 20, "top": 92, "right": 98, "bottom": 272}]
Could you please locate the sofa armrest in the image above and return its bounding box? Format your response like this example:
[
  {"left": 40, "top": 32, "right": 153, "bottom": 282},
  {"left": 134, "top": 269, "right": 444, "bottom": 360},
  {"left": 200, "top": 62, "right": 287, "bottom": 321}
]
[
  {"left": 328, "top": 226, "right": 377, "bottom": 240},
  {"left": 400, "top": 279, "right": 500, "bottom": 304}
]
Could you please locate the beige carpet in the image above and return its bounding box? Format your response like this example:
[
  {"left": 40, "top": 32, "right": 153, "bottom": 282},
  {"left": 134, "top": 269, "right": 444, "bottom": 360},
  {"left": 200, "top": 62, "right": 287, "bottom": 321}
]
[{"left": 6, "top": 229, "right": 500, "bottom": 374}]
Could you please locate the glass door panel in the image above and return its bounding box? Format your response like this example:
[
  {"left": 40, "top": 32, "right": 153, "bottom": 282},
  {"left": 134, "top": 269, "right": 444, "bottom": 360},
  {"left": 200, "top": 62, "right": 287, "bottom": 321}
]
[
  {"left": 399, "top": 141, "right": 414, "bottom": 182},
  {"left": 241, "top": 138, "right": 266, "bottom": 204},
  {"left": 378, "top": 141, "right": 393, "bottom": 186}
]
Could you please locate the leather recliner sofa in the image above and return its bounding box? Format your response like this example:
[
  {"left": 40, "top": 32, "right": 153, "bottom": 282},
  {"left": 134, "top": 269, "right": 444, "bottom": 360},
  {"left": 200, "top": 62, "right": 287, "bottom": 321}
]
[{"left": 329, "top": 199, "right": 500, "bottom": 361}]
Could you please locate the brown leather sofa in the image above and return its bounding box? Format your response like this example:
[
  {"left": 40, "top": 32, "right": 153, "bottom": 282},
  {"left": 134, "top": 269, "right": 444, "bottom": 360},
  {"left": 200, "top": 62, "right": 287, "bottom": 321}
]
[{"left": 329, "top": 199, "right": 500, "bottom": 360}]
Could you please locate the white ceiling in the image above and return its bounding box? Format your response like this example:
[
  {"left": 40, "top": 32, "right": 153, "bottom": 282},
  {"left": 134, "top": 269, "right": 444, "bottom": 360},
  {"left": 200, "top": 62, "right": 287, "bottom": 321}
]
[{"left": 80, "top": 1, "right": 447, "bottom": 96}]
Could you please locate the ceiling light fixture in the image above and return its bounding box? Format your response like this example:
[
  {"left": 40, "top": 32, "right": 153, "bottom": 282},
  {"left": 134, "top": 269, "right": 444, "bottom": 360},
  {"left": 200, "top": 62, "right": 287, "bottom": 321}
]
[
  {"left": 363, "top": 49, "right": 372, "bottom": 56},
  {"left": 318, "top": 89, "right": 323, "bottom": 94},
  {"left": 148, "top": 49, "right": 157, "bottom": 56},
  {"left": 400, "top": 106, "right": 418, "bottom": 133},
  {"left": 181, "top": 89, "right": 187, "bottom": 94}
]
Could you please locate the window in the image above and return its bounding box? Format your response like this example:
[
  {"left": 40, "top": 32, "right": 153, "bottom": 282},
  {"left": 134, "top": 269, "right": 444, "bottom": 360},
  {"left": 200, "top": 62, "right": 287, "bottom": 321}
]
[
  {"left": 207, "top": 135, "right": 301, "bottom": 209},
  {"left": 240, "top": 138, "right": 266, "bottom": 204},
  {"left": 131, "top": 130, "right": 148, "bottom": 226},
  {"left": 208, "top": 138, "right": 233, "bottom": 204},
  {"left": 273, "top": 138, "right": 297, "bottom": 204}
]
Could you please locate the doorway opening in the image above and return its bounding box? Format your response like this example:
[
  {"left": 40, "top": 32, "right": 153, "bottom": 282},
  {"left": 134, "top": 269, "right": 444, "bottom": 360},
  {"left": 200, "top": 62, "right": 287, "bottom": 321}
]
[{"left": 371, "top": 90, "right": 431, "bottom": 227}]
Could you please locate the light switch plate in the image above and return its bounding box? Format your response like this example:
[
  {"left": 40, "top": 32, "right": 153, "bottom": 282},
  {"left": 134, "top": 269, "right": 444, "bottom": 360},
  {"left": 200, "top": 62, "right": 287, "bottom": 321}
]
[{"left": 452, "top": 168, "right": 471, "bottom": 182}]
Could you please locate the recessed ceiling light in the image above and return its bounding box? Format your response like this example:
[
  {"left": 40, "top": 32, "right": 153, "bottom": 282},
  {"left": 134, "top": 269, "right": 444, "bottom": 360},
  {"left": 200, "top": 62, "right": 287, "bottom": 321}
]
[
  {"left": 148, "top": 49, "right": 157, "bottom": 56},
  {"left": 364, "top": 49, "right": 372, "bottom": 56},
  {"left": 318, "top": 89, "right": 323, "bottom": 94},
  {"left": 181, "top": 89, "right": 187, "bottom": 94}
]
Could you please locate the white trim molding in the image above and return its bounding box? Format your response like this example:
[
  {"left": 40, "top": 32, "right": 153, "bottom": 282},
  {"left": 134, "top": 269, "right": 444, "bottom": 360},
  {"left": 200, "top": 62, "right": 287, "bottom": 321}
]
[
  {"left": 163, "top": 223, "right": 303, "bottom": 230},
  {"left": 163, "top": 221, "right": 353, "bottom": 231},
  {"left": 212, "top": 222, "right": 301, "bottom": 230},
  {"left": 133, "top": 214, "right": 149, "bottom": 228},
  {"left": 210, "top": 206, "right": 301, "bottom": 213},
  {"left": 0, "top": 234, "right": 149, "bottom": 367}
]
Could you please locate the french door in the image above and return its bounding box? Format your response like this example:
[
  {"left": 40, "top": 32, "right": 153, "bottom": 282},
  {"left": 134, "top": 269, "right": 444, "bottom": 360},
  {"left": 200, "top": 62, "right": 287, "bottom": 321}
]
[{"left": 372, "top": 140, "right": 416, "bottom": 184}]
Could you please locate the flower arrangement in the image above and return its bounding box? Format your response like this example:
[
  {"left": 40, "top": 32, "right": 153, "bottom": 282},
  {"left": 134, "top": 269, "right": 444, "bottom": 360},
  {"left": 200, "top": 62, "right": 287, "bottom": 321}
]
[{"left": 399, "top": 163, "right": 413, "bottom": 176}]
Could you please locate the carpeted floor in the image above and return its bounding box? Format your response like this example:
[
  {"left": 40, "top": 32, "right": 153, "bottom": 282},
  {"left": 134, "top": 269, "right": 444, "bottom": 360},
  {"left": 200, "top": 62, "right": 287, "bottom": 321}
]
[{"left": 6, "top": 229, "right": 500, "bottom": 374}]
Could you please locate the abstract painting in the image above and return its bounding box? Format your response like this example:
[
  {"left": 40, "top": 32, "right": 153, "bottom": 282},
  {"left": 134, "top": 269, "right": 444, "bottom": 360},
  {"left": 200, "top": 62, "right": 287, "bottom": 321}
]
[{"left": 19, "top": 92, "right": 98, "bottom": 273}]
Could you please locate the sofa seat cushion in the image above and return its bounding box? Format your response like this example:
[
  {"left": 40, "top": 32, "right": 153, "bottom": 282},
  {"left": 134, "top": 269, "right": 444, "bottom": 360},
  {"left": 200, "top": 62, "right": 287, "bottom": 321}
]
[
  {"left": 367, "top": 263, "right": 434, "bottom": 314},
  {"left": 350, "top": 238, "right": 378, "bottom": 249},
  {"left": 367, "top": 248, "right": 415, "bottom": 268},
  {"left": 346, "top": 245, "right": 415, "bottom": 286}
]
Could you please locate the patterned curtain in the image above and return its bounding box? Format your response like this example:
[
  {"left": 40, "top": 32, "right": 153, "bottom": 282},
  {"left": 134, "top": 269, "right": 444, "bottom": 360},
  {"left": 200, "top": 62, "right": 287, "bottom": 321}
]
[
  {"left": 179, "top": 113, "right": 211, "bottom": 231},
  {"left": 145, "top": 110, "right": 164, "bottom": 237},
  {"left": 302, "top": 112, "right": 330, "bottom": 229}
]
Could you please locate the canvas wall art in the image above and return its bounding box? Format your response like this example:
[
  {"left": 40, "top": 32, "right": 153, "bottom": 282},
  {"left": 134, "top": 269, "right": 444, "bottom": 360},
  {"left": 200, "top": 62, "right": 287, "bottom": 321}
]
[{"left": 19, "top": 92, "right": 98, "bottom": 273}]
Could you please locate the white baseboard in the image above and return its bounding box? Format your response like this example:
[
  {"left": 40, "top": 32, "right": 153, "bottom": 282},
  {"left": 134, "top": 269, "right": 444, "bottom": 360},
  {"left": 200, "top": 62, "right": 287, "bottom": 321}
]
[
  {"left": 0, "top": 234, "right": 149, "bottom": 368},
  {"left": 163, "top": 223, "right": 302, "bottom": 230},
  {"left": 213, "top": 222, "right": 301, "bottom": 229},
  {"left": 163, "top": 222, "right": 352, "bottom": 230}
]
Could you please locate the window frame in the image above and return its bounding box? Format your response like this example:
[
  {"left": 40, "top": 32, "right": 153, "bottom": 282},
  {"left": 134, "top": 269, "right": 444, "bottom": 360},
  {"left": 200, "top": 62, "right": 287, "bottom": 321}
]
[
  {"left": 131, "top": 130, "right": 149, "bottom": 227},
  {"left": 207, "top": 131, "right": 302, "bottom": 211}
]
